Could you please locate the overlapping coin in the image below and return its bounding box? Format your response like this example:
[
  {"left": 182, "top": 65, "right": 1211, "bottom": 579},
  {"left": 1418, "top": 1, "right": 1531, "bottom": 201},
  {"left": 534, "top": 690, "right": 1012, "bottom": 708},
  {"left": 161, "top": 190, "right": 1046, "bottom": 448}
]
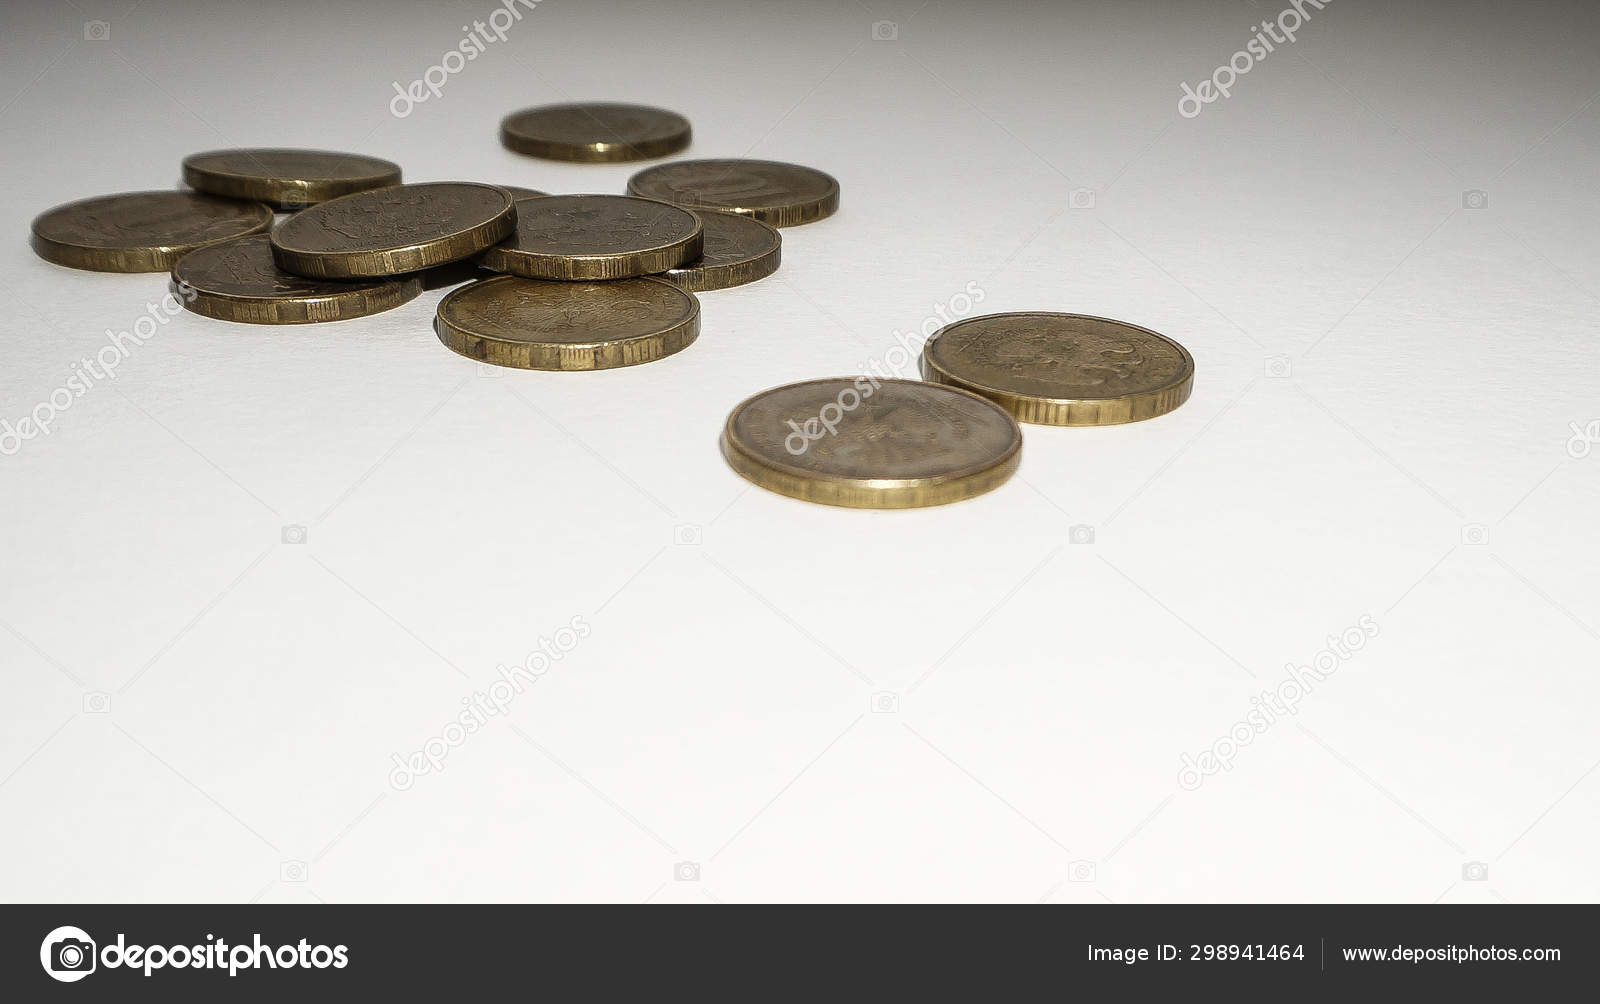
[
  {"left": 501, "top": 103, "right": 691, "bottom": 162},
  {"left": 479, "top": 194, "right": 702, "bottom": 281},
  {"left": 627, "top": 158, "right": 839, "bottom": 227},
  {"left": 172, "top": 235, "right": 422, "bottom": 324},
  {"left": 921, "top": 313, "right": 1194, "bottom": 426},
  {"left": 721, "top": 378, "right": 1021, "bottom": 508},
  {"left": 658, "top": 212, "right": 780, "bottom": 291},
  {"left": 182, "top": 148, "right": 401, "bottom": 209},
  {"left": 434, "top": 274, "right": 699, "bottom": 370},
  {"left": 270, "top": 182, "right": 517, "bottom": 278},
  {"left": 31, "top": 191, "right": 273, "bottom": 272},
  {"left": 496, "top": 185, "right": 549, "bottom": 200}
]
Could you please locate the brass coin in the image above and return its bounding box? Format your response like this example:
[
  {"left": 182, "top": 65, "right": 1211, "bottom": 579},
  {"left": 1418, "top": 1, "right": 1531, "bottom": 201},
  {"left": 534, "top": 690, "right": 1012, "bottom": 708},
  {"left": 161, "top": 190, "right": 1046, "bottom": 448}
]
[
  {"left": 434, "top": 274, "right": 699, "bottom": 371},
  {"left": 921, "top": 313, "right": 1195, "bottom": 426},
  {"left": 627, "top": 158, "right": 839, "bottom": 227},
  {"left": 271, "top": 182, "right": 516, "bottom": 279},
  {"left": 500, "top": 103, "right": 691, "bottom": 163},
  {"left": 496, "top": 185, "right": 549, "bottom": 200},
  {"left": 720, "top": 378, "right": 1021, "bottom": 509},
  {"left": 479, "top": 194, "right": 702, "bottom": 281},
  {"left": 182, "top": 148, "right": 401, "bottom": 210},
  {"left": 658, "top": 212, "right": 780, "bottom": 292},
  {"left": 30, "top": 191, "right": 272, "bottom": 273},
  {"left": 171, "top": 235, "right": 422, "bottom": 324}
]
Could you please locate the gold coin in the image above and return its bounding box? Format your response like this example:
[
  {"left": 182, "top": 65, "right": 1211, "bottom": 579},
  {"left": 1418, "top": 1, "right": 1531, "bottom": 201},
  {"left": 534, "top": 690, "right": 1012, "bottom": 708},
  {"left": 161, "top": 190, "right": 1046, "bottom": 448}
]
[
  {"left": 496, "top": 185, "right": 548, "bottom": 200},
  {"left": 921, "top": 313, "right": 1195, "bottom": 426},
  {"left": 182, "top": 148, "right": 401, "bottom": 209},
  {"left": 720, "top": 378, "right": 1021, "bottom": 509},
  {"left": 434, "top": 274, "right": 699, "bottom": 371},
  {"left": 270, "top": 182, "right": 516, "bottom": 279},
  {"left": 627, "top": 158, "right": 839, "bottom": 227},
  {"left": 479, "top": 194, "right": 701, "bottom": 281},
  {"left": 500, "top": 103, "right": 691, "bottom": 162},
  {"left": 171, "top": 235, "right": 422, "bottom": 324},
  {"left": 658, "top": 211, "right": 780, "bottom": 292},
  {"left": 30, "top": 191, "right": 272, "bottom": 273}
]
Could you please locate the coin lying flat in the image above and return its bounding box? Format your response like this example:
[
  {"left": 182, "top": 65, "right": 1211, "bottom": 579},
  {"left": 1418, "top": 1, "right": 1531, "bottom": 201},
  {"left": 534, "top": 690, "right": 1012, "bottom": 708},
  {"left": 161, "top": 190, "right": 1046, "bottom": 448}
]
[
  {"left": 479, "top": 194, "right": 702, "bottom": 281},
  {"left": 271, "top": 182, "right": 516, "bottom": 278},
  {"left": 658, "top": 212, "right": 780, "bottom": 292},
  {"left": 182, "top": 148, "right": 401, "bottom": 209},
  {"left": 497, "top": 185, "right": 549, "bottom": 200},
  {"left": 171, "top": 235, "right": 422, "bottom": 324},
  {"left": 30, "top": 191, "right": 273, "bottom": 272},
  {"left": 500, "top": 103, "right": 691, "bottom": 162},
  {"left": 627, "top": 158, "right": 839, "bottom": 227},
  {"left": 921, "top": 313, "right": 1194, "bottom": 426},
  {"left": 721, "top": 379, "right": 1021, "bottom": 509},
  {"left": 434, "top": 274, "right": 699, "bottom": 371}
]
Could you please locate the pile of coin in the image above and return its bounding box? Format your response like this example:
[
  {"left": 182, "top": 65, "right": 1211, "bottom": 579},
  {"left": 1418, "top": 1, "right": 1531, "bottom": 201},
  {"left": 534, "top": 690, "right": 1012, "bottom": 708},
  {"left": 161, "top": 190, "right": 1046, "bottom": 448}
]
[{"left": 29, "top": 102, "right": 1193, "bottom": 510}]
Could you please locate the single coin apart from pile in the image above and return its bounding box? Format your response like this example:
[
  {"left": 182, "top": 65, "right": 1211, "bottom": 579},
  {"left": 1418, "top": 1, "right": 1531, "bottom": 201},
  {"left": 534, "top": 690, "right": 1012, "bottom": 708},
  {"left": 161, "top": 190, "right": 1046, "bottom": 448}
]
[
  {"left": 922, "top": 313, "right": 1195, "bottom": 426},
  {"left": 479, "top": 194, "right": 702, "bottom": 281},
  {"left": 627, "top": 158, "right": 839, "bottom": 227},
  {"left": 500, "top": 102, "right": 691, "bottom": 162},
  {"left": 30, "top": 191, "right": 273, "bottom": 272},
  {"left": 434, "top": 274, "right": 699, "bottom": 371},
  {"left": 270, "top": 182, "right": 516, "bottom": 278},
  {"left": 658, "top": 212, "right": 780, "bottom": 291},
  {"left": 172, "top": 235, "right": 422, "bottom": 324},
  {"left": 182, "top": 148, "right": 401, "bottom": 209},
  {"left": 720, "top": 378, "right": 1021, "bottom": 509}
]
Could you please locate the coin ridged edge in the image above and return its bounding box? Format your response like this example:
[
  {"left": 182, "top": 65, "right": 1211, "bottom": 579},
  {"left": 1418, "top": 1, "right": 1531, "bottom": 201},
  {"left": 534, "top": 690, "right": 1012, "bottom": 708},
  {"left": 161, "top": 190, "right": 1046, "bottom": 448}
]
[
  {"left": 270, "top": 193, "right": 517, "bottom": 279},
  {"left": 499, "top": 110, "right": 690, "bottom": 163},
  {"left": 718, "top": 380, "right": 1022, "bottom": 509},
  {"left": 660, "top": 227, "right": 781, "bottom": 291},
  {"left": 181, "top": 156, "right": 402, "bottom": 209},
  {"left": 432, "top": 276, "right": 701, "bottom": 371},
  {"left": 30, "top": 204, "right": 274, "bottom": 273},
  {"left": 920, "top": 314, "right": 1196, "bottom": 427},
  {"left": 169, "top": 274, "right": 423, "bottom": 325},
  {"left": 480, "top": 230, "right": 703, "bottom": 281}
]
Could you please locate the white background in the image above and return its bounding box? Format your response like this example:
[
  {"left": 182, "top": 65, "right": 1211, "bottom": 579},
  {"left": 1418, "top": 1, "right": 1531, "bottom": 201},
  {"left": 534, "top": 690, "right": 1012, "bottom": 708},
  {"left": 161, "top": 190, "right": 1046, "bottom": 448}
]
[{"left": 3, "top": 0, "right": 1598, "bottom": 903}]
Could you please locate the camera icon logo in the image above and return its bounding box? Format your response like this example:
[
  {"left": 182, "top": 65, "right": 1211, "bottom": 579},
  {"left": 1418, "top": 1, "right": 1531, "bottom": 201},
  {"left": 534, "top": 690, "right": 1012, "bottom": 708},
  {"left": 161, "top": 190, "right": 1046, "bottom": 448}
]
[
  {"left": 278, "top": 191, "right": 312, "bottom": 213},
  {"left": 1068, "top": 860, "right": 1097, "bottom": 883},
  {"left": 40, "top": 926, "right": 96, "bottom": 982},
  {"left": 1461, "top": 860, "right": 1489, "bottom": 881},
  {"left": 1460, "top": 523, "right": 1489, "bottom": 546},
  {"left": 871, "top": 691, "right": 900, "bottom": 714},
  {"left": 83, "top": 691, "right": 111, "bottom": 714},
  {"left": 871, "top": 20, "right": 898, "bottom": 40},
  {"left": 475, "top": 360, "right": 503, "bottom": 379},
  {"left": 280, "top": 860, "right": 308, "bottom": 882},
  {"left": 1069, "top": 524, "right": 1095, "bottom": 545},
  {"left": 83, "top": 20, "right": 110, "bottom": 41},
  {"left": 1264, "top": 355, "right": 1293, "bottom": 378},
  {"left": 1462, "top": 189, "right": 1488, "bottom": 211},
  {"left": 281, "top": 524, "right": 308, "bottom": 545},
  {"left": 674, "top": 861, "right": 700, "bottom": 882},
  {"left": 1566, "top": 420, "right": 1599, "bottom": 459},
  {"left": 1068, "top": 187, "right": 1097, "bottom": 210},
  {"left": 673, "top": 524, "right": 703, "bottom": 546}
]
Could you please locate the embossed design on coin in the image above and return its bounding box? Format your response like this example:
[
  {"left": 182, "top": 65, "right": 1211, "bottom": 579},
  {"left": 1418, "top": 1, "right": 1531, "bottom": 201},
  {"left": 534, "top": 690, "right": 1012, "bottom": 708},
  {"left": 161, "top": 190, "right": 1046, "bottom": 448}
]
[
  {"left": 659, "top": 212, "right": 780, "bottom": 291},
  {"left": 479, "top": 194, "right": 702, "bottom": 281},
  {"left": 921, "top": 313, "right": 1194, "bottom": 426},
  {"left": 172, "top": 235, "right": 422, "bottom": 324},
  {"left": 30, "top": 191, "right": 273, "bottom": 272},
  {"left": 720, "top": 379, "right": 1021, "bottom": 509},
  {"left": 182, "top": 148, "right": 401, "bottom": 208},
  {"left": 270, "top": 182, "right": 516, "bottom": 278},
  {"left": 500, "top": 103, "right": 691, "bottom": 162},
  {"left": 434, "top": 274, "right": 699, "bottom": 370},
  {"left": 627, "top": 159, "right": 839, "bottom": 227}
]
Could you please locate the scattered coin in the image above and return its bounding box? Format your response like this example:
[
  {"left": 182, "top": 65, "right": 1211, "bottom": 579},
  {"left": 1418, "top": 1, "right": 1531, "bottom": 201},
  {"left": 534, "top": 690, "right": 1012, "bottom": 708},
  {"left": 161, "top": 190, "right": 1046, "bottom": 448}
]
[
  {"left": 627, "top": 158, "right": 839, "bottom": 227},
  {"left": 182, "top": 148, "right": 401, "bottom": 210},
  {"left": 30, "top": 191, "right": 273, "bottom": 272},
  {"left": 921, "top": 313, "right": 1195, "bottom": 426},
  {"left": 270, "top": 182, "right": 517, "bottom": 278},
  {"left": 658, "top": 212, "right": 780, "bottom": 292},
  {"left": 500, "top": 102, "right": 691, "bottom": 162},
  {"left": 720, "top": 378, "right": 1021, "bottom": 509},
  {"left": 496, "top": 185, "right": 549, "bottom": 200},
  {"left": 434, "top": 274, "right": 699, "bottom": 370},
  {"left": 171, "top": 235, "right": 422, "bottom": 324},
  {"left": 479, "top": 194, "right": 702, "bottom": 281}
]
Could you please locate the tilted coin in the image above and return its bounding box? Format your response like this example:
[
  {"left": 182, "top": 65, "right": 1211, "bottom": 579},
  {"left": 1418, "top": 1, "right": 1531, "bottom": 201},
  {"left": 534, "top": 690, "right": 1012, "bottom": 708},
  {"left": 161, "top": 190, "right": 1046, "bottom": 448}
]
[
  {"left": 658, "top": 212, "right": 780, "bottom": 292},
  {"left": 270, "top": 182, "right": 516, "bottom": 278},
  {"left": 182, "top": 148, "right": 401, "bottom": 209},
  {"left": 30, "top": 191, "right": 272, "bottom": 273},
  {"left": 478, "top": 194, "right": 702, "bottom": 281},
  {"left": 921, "top": 313, "right": 1195, "bottom": 426},
  {"left": 496, "top": 185, "right": 549, "bottom": 200},
  {"left": 720, "top": 379, "right": 1021, "bottom": 509},
  {"left": 434, "top": 274, "right": 699, "bottom": 371},
  {"left": 500, "top": 103, "right": 691, "bottom": 162},
  {"left": 171, "top": 235, "right": 422, "bottom": 324},
  {"left": 627, "top": 158, "right": 839, "bottom": 227}
]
